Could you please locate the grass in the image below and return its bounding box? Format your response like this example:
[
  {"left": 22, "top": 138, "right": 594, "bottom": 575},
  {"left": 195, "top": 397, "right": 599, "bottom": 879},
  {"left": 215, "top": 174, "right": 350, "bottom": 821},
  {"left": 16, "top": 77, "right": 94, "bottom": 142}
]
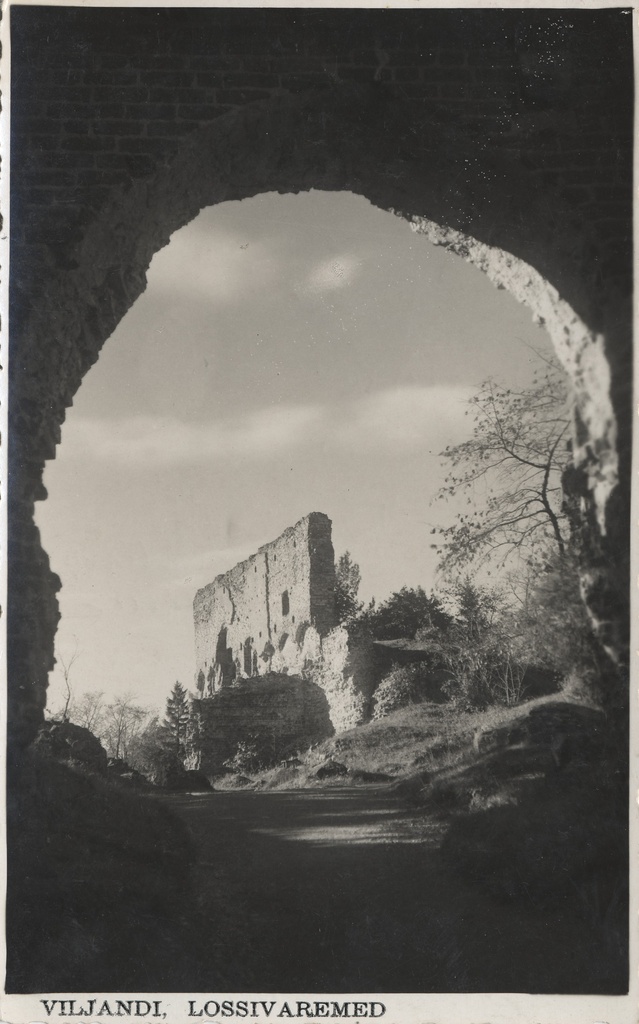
[{"left": 246, "top": 691, "right": 568, "bottom": 790}]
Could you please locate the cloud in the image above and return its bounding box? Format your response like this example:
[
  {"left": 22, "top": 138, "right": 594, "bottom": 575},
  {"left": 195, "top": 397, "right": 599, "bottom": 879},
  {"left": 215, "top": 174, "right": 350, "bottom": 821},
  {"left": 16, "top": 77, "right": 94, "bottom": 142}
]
[
  {"left": 63, "top": 386, "right": 471, "bottom": 467},
  {"left": 337, "top": 386, "right": 472, "bottom": 452},
  {"left": 64, "top": 404, "right": 324, "bottom": 466},
  {"left": 147, "top": 225, "right": 279, "bottom": 304}
]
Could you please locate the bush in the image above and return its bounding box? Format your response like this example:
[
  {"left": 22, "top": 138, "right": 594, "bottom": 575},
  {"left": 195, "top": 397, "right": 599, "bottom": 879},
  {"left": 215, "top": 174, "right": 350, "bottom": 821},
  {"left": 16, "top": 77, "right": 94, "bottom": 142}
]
[
  {"left": 223, "top": 738, "right": 263, "bottom": 775},
  {"left": 145, "top": 749, "right": 191, "bottom": 789},
  {"left": 373, "top": 664, "right": 427, "bottom": 720}
]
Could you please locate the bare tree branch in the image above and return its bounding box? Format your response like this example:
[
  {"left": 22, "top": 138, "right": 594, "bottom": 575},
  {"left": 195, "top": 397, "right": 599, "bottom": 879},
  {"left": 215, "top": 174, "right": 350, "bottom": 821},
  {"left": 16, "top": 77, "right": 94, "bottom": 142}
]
[
  {"left": 58, "top": 643, "right": 81, "bottom": 722},
  {"left": 434, "top": 363, "right": 571, "bottom": 571}
]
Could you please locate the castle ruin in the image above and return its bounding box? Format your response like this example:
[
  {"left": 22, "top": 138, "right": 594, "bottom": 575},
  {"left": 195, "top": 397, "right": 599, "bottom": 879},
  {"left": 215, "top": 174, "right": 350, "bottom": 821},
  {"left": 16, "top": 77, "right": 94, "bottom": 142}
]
[
  {"left": 194, "top": 513, "right": 336, "bottom": 694},
  {"left": 190, "top": 514, "right": 379, "bottom": 773}
]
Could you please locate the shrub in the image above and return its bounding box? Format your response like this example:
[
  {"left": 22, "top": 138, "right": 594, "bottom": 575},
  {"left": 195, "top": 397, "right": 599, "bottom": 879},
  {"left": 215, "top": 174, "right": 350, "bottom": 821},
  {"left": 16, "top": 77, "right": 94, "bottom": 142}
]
[
  {"left": 143, "top": 749, "right": 189, "bottom": 788},
  {"left": 223, "top": 738, "right": 263, "bottom": 774},
  {"left": 373, "top": 664, "right": 427, "bottom": 720}
]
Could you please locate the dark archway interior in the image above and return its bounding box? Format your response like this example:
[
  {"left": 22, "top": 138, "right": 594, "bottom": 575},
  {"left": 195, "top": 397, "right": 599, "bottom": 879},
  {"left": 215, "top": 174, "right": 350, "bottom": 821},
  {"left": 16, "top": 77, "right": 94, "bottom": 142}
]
[{"left": 6, "top": 6, "right": 632, "bottom": 996}]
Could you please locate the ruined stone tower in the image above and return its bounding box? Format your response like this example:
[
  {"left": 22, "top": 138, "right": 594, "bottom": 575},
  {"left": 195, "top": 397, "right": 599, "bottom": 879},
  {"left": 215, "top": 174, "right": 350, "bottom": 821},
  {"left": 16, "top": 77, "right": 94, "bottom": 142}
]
[{"left": 194, "top": 513, "right": 336, "bottom": 696}]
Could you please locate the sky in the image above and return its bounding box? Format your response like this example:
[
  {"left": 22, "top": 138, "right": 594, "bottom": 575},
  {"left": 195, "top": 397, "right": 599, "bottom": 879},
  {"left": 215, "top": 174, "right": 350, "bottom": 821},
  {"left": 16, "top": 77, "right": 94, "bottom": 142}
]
[{"left": 35, "top": 189, "right": 553, "bottom": 714}]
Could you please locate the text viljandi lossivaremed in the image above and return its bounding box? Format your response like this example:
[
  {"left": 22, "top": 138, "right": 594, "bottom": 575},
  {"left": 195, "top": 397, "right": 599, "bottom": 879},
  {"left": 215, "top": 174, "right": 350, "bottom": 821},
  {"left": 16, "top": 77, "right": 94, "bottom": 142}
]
[{"left": 39, "top": 1000, "right": 387, "bottom": 1020}]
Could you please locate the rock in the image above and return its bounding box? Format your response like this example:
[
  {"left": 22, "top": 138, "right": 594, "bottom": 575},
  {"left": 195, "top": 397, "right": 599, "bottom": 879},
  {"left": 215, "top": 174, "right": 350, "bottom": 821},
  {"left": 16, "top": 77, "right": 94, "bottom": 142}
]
[
  {"left": 106, "top": 758, "right": 149, "bottom": 788},
  {"left": 524, "top": 701, "right": 605, "bottom": 768},
  {"left": 315, "top": 759, "right": 348, "bottom": 779},
  {"left": 164, "top": 768, "right": 213, "bottom": 792},
  {"left": 34, "top": 720, "right": 108, "bottom": 774},
  {"left": 349, "top": 770, "right": 394, "bottom": 783},
  {"left": 223, "top": 774, "right": 253, "bottom": 788},
  {"left": 188, "top": 674, "right": 334, "bottom": 776},
  {"left": 117, "top": 770, "right": 149, "bottom": 789},
  {"left": 183, "top": 770, "right": 212, "bottom": 791},
  {"left": 525, "top": 701, "right": 602, "bottom": 738},
  {"left": 473, "top": 701, "right": 604, "bottom": 766},
  {"left": 392, "top": 772, "right": 430, "bottom": 804}
]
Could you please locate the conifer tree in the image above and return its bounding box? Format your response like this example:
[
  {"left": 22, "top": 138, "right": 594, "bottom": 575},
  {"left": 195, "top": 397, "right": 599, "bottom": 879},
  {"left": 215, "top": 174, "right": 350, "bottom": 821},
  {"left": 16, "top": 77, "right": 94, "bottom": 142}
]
[{"left": 164, "top": 681, "right": 190, "bottom": 760}]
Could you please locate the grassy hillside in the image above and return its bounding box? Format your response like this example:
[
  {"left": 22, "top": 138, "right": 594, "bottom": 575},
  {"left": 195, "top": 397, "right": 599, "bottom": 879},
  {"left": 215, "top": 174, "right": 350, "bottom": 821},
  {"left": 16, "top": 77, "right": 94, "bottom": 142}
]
[
  {"left": 240, "top": 692, "right": 577, "bottom": 790},
  {"left": 241, "top": 691, "right": 627, "bottom": 990}
]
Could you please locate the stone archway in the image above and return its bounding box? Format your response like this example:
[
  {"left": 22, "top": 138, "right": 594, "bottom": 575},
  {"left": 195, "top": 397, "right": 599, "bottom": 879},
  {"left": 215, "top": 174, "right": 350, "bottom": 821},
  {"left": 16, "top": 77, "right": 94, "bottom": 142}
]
[{"left": 10, "top": 85, "right": 630, "bottom": 750}]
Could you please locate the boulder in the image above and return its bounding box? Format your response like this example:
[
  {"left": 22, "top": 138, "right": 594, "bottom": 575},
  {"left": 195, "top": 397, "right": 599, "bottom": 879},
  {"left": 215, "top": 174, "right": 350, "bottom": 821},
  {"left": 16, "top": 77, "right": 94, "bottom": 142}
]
[
  {"left": 106, "top": 758, "right": 149, "bottom": 788},
  {"left": 350, "top": 770, "right": 395, "bottom": 784},
  {"left": 164, "top": 767, "right": 213, "bottom": 792},
  {"left": 315, "top": 759, "right": 348, "bottom": 779},
  {"left": 391, "top": 772, "right": 430, "bottom": 804},
  {"left": 221, "top": 774, "right": 254, "bottom": 789},
  {"left": 34, "top": 720, "right": 108, "bottom": 774},
  {"left": 182, "top": 770, "right": 213, "bottom": 792}
]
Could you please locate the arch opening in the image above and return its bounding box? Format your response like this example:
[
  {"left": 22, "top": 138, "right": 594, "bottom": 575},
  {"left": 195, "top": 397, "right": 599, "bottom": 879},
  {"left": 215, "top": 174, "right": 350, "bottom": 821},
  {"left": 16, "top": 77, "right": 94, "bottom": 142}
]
[
  {"left": 11, "top": 88, "right": 629, "bottom": 746},
  {"left": 38, "top": 187, "right": 566, "bottom": 716}
]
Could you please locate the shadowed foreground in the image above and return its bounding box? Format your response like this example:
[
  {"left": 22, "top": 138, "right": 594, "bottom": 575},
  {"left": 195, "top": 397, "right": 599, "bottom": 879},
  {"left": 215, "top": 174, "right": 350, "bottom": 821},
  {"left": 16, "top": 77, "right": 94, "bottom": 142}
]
[
  {"left": 160, "top": 786, "right": 624, "bottom": 993},
  {"left": 8, "top": 751, "right": 626, "bottom": 995}
]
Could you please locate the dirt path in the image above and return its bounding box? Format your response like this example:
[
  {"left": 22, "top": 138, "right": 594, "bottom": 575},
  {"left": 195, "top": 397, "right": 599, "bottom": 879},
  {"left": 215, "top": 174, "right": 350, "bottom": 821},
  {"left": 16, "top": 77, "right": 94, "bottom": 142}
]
[{"left": 157, "top": 786, "right": 615, "bottom": 994}]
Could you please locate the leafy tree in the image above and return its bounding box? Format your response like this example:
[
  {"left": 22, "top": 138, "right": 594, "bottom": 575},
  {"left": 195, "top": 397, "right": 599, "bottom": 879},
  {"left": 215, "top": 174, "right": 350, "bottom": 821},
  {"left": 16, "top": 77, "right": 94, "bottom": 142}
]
[
  {"left": 434, "top": 363, "right": 571, "bottom": 571},
  {"left": 361, "top": 586, "right": 452, "bottom": 641},
  {"left": 504, "top": 544, "right": 599, "bottom": 681},
  {"left": 164, "top": 681, "right": 190, "bottom": 760},
  {"left": 334, "top": 551, "right": 363, "bottom": 622},
  {"left": 126, "top": 716, "right": 184, "bottom": 785},
  {"left": 418, "top": 580, "right": 527, "bottom": 709}
]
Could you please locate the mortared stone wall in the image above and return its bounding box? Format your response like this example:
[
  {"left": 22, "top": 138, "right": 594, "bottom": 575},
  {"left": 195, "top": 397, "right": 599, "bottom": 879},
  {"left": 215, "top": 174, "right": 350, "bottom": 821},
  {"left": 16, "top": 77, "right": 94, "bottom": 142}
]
[{"left": 193, "top": 512, "right": 336, "bottom": 694}]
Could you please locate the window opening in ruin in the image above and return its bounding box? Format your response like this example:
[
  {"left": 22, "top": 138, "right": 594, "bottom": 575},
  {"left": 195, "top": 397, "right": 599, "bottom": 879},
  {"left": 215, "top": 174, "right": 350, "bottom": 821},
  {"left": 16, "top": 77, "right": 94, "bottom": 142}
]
[
  {"left": 243, "top": 638, "right": 252, "bottom": 675},
  {"left": 215, "top": 627, "right": 235, "bottom": 688},
  {"left": 282, "top": 590, "right": 290, "bottom": 616},
  {"left": 207, "top": 664, "right": 215, "bottom": 692}
]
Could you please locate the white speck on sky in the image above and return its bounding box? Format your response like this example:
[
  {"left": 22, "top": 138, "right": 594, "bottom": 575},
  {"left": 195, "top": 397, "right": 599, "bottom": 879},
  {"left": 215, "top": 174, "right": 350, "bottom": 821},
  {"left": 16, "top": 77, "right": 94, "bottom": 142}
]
[{"left": 36, "top": 190, "right": 553, "bottom": 713}]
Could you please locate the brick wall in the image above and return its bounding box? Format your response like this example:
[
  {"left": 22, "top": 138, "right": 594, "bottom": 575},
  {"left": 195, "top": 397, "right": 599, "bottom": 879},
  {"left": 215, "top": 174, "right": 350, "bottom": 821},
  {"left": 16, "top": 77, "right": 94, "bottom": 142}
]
[{"left": 11, "top": 7, "right": 631, "bottom": 294}]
